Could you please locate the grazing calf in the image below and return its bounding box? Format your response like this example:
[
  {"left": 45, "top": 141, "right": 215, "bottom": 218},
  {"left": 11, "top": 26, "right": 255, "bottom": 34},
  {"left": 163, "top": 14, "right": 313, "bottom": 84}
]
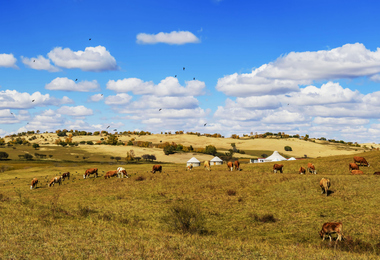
[
  {"left": 299, "top": 167, "right": 306, "bottom": 174},
  {"left": 353, "top": 156, "right": 369, "bottom": 167},
  {"left": 351, "top": 170, "right": 364, "bottom": 175},
  {"left": 117, "top": 167, "right": 128, "bottom": 178},
  {"left": 105, "top": 170, "right": 118, "bottom": 179},
  {"left": 307, "top": 163, "right": 317, "bottom": 174},
  {"left": 349, "top": 163, "right": 359, "bottom": 172},
  {"left": 204, "top": 160, "right": 211, "bottom": 171},
  {"left": 374, "top": 172, "right": 380, "bottom": 175},
  {"left": 234, "top": 160, "right": 240, "bottom": 171},
  {"left": 319, "top": 222, "right": 343, "bottom": 242},
  {"left": 151, "top": 165, "right": 162, "bottom": 173},
  {"left": 30, "top": 178, "right": 38, "bottom": 190},
  {"left": 84, "top": 168, "right": 98, "bottom": 179},
  {"left": 273, "top": 164, "right": 284, "bottom": 173},
  {"left": 61, "top": 172, "right": 70, "bottom": 180},
  {"left": 48, "top": 176, "right": 62, "bottom": 187},
  {"left": 227, "top": 161, "right": 233, "bottom": 171},
  {"left": 320, "top": 178, "right": 331, "bottom": 196},
  {"left": 187, "top": 164, "right": 193, "bottom": 171}
]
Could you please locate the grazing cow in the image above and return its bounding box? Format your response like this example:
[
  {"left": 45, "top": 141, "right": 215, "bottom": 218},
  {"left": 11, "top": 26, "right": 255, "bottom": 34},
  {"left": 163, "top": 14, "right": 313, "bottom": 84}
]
[
  {"left": 351, "top": 170, "right": 364, "bottom": 175},
  {"left": 61, "top": 172, "right": 70, "bottom": 180},
  {"left": 273, "top": 164, "right": 284, "bottom": 173},
  {"left": 299, "top": 167, "right": 306, "bottom": 174},
  {"left": 349, "top": 163, "right": 359, "bottom": 172},
  {"left": 48, "top": 176, "right": 62, "bottom": 187},
  {"left": 374, "top": 172, "right": 380, "bottom": 175},
  {"left": 187, "top": 164, "right": 193, "bottom": 171},
  {"left": 307, "top": 163, "right": 317, "bottom": 174},
  {"left": 227, "top": 161, "right": 233, "bottom": 171},
  {"left": 319, "top": 222, "right": 343, "bottom": 242},
  {"left": 30, "top": 178, "right": 38, "bottom": 190},
  {"left": 151, "top": 165, "right": 162, "bottom": 173},
  {"left": 204, "top": 161, "right": 211, "bottom": 171},
  {"left": 117, "top": 167, "right": 128, "bottom": 178},
  {"left": 353, "top": 156, "right": 369, "bottom": 167},
  {"left": 105, "top": 170, "right": 118, "bottom": 179},
  {"left": 84, "top": 168, "right": 98, "bottom": 179},
  {"left": 234, "top": 160, "right": 240, "bottom": 171},
  {"left": 320, "top": 178, "right": 331, "bottom": 196}
]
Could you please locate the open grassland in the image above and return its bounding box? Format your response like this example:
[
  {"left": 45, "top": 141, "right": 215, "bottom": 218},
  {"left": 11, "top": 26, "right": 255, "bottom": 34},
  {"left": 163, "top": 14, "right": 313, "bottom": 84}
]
[{"left": 1, "top": 150, "right": 380, "bottom": 259}]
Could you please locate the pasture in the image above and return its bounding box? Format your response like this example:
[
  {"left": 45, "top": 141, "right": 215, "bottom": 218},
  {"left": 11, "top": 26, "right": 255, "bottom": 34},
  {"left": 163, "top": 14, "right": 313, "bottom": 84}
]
[{"left": 1, "top": 149, "right": 380, "bottom": 259}]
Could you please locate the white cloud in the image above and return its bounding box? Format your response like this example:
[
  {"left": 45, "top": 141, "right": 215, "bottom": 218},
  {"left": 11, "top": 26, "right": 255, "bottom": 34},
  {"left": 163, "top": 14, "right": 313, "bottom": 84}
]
[
  {"left": 105, "top": 93, "right": 133, "bottom": 105},
  {"left": 21, "top": 55, "right": 59, "bottom": 72},
  {"left": 45, "top": 77, "right": 100, "bottom": 92},
  {"left": 216, "top": 43, "right": 380, "bottom": 97},
  {"left": 0, "top": 90, "right": 73, "bottom": 109},
  {"left": 57, "top": 106, "right": 93, "bottom": 117},
  {"left": 261, "top": 110, "right": 309, "bottom": 124},
  {"left": 48, "top": 46, "right": 118, "bottom": 72},
  {"left": 106, "top": 77, "right": 205, "bottom": 96},
  {"left": 136, "top": 31, "right": 200, "bottom": 45},
  {"left": 0, "top": 53, "right": 18, "bottom": 68},
  {"left": 313, "top": 117, "right": 369, "bottom": 126},
  {"left": 123, "top": 96, "right": 199, "bottom": 110},
  {"left": 88, "top": 94, "right": 104, "bottom": 102}
]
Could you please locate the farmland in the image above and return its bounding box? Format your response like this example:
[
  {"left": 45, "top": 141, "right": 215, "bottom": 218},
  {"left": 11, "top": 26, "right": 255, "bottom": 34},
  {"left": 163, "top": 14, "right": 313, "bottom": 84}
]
[{"left": 0, "top": 136, "right": 380, "bottom": 259}]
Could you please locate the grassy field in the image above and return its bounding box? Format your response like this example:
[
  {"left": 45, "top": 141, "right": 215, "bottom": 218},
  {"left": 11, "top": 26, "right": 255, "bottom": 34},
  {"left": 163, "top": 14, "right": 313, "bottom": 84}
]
[{"left": 1, "top": 143, "right": 380, "bottom": 259}]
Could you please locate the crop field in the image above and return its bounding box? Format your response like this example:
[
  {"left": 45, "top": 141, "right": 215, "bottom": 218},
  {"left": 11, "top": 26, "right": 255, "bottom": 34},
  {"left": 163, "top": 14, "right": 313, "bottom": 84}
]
[{"left": 1, "top": 146, "right": 380, "bottom": 259}]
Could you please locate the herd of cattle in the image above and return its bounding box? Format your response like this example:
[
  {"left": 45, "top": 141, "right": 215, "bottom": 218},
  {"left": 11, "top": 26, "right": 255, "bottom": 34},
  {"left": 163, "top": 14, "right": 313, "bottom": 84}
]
[{"left": 28, "top": 155, "right": 378, "bottom": 243}]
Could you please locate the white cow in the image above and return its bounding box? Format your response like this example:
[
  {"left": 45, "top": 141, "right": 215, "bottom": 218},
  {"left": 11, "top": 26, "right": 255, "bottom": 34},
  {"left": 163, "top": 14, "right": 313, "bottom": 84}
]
[{"left": 117, "top": 167, "right": 128, "bottom": 178}]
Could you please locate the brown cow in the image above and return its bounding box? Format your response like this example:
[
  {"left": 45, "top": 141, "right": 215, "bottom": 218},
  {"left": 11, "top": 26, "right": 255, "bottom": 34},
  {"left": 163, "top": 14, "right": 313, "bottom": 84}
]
[
  {"left": 187, "top": 164, "right": 193, "bottom": 171},
  {"left": 273, "top": 164, "right": 284, "bottom": 173},
  {"left": 320, "top": 178, "right": 331, "bottom": 196},
  {"left": 227, "top": 161, "right": 233, "bottom": 171},
  {"left": 117, "top": 167, "right": 128, "bottom": 178},
  {"left": 61, "top": 172, "right": 70, "bottom": 180},
  {"left": 319, "top": 222, "right": 343, "bottom": 242},
  {"left": 104, "top": 170, "right": 118, "bottom": 179},
  {"left": 353, "top": 156, "right": 369, "bottom": 167},
  {"left": 30, "top": 178, "right": 38, "bottom": 190},
  {"left": 374, "top": 172, "right": 380, "bottom": 175},
  {"left": 351, "top": 170, "right": 364, "bottom": 175},
  {"left": 204, "top": 161, "right": 211, "bottom": 171},
  {"left": 349, "top": 163, "right": 359, "bottom": 172},
  {"left": 48, "top": 176, "right": 62, "bottom": 187},
  {"left": 299, "top": 167, "right": 306, "bottom": 174},
  {"left": 84, "top": 168, "right": 98, "bottom": 179},
  {"left": 307, "top": 163, "right": 317, "bottom": 174},
  {"left": 234, "top": 160, "right": 240, "bottom": 171},
  {"left": 151, "top": 165, "right": 162, "bottom": 173}
]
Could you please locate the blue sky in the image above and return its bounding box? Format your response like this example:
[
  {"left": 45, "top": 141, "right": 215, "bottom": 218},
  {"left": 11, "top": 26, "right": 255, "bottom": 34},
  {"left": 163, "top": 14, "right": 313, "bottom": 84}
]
[{"left": 1, "top": 0, "right": 380, "bottom": 143}]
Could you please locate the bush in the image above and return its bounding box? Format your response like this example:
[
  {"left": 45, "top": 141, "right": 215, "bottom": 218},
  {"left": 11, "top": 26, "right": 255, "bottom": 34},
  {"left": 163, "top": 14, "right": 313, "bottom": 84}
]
[
  {"left": 86, "top": 141, "right": 94, "bottom": 145},
  {"left": 284, "top": 146, "right": 292, "bottom": 151},
  {"left": 204, "top": 145, "right": 217, "bottom": 156},
  {"left": 80, "top": 141, "right": 86, "bottom": 144},
  {"left": 163, "top": 145, "right": 176, "bottom": 155},
  {"left": 0, "top": 152, "right": 9, "bottom": 160},
  {"left": 32, "top": 143, "right": 40, "bottom": 150},
  {"left": 161, "top": 203, "right": 208, "bottom": 235},
  {"left": 250, "top": 213, "right": 277, "bottom": 223}
]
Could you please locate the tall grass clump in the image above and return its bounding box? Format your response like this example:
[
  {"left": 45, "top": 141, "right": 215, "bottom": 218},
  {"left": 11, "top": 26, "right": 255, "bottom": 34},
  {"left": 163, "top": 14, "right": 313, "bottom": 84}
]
[{"left": 161, "top": 203, "right": 209, "bottom": 235}]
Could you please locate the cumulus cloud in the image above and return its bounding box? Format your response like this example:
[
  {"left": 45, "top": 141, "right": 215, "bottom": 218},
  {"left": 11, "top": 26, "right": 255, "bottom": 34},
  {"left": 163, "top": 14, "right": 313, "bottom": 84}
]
[
  {"left": 106, "top": 77, "right": 205, "bottom": 96},
  {"left": 216, "top": 43, "right": 380, "bottom": 97},
  {"left": 0, "top": 53, "right": 18, "bottom": 68},
  {"left": 105, "top": 93, "right": 133, "bottom": 105},
  {"left": 88, "top": 94, "right": 104, "bottom": 102},
  {"left": 57, "top": 106, "right": 93, "bottom": 117},
  {"left": 45, "top": 77, "right": 100, "bottom": 92},
  {"left": 313, "top": 117, "right": 369, "bottom": 126},
  {"left": 48, "top": 46, "right": 118, "bottom": 72},
  {"left": 21, "top": 55, "right": 59, "bottom": 72},
  {"left": 0, "top": 90, "right": 73, "bottom": 109},
  {"left": 136, "top": 31, "right": 200, "bottom": 45}
]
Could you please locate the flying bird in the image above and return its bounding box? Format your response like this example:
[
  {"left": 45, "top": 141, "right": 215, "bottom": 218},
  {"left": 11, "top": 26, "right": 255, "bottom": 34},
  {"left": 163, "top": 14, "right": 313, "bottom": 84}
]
[
  {"left": 193, "top": 77, "right": 195, "bottom": 80},
  {"left": 33, "top": 60, "right": 35, "bottom": 62},
  {"left": 32, "top": 100, "right": 35, "bottom": 102},
  {"left": 175, "top": 75, "right": 177, "bottom": 77},
  {"left": 183, "top": 67, "right": 185, "bottom": 70},
  {"left": 75, "top": 79, "right": 78, "bottom": 81},
  {"left": 204, "top": 123, "right": 207, "bottom": 126},
  {"left": 107, "top": 126, "right": 110, "bottom": 129},
  {"left": 89, "top": 38, "right": 91, "bottom": 41},
  {"left": 159, "top": 108, "right": 162, "bottom": 111},
  {"left": 101, "top": 94, "right": 103, "bottom": 96},
  {"left": 113, "top": 129, "right": 117, "bottom": 131}
]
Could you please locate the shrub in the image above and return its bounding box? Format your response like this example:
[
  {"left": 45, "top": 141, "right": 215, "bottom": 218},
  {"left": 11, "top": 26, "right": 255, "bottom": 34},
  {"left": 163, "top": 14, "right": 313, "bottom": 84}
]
[
  {"left": 86, "top": 141, "right": 94, "bottom": 145},
  {"left": 161, "top": 203, "right": 208, "bottom": 235},
  {"left": 204, "top": 145, "right": 217, "bottom": 156},
  {"left": 0, "top": 152, "right": 9, "bottom": 160},
  {"left": 80, "top": 141, "right": 86, "bottom": 144},
  {"left": 284, "top": 146, "right": 292, "bottom": 151},
  {"left": 135, "top": 176, "right": 145, "bottom": 181},
  {"left": 226, "top": 189, "right": 236, "bottom": 196},
  {"left": 250, "top": 213, "right": 277, "bottom": 223}
]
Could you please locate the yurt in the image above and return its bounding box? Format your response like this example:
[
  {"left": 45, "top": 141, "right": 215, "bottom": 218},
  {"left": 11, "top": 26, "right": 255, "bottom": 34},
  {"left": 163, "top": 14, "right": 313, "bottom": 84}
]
[
  {"left": 210, "top": 156, "right": 223, "bottom": 165},
  {"left": 187, "top": 157, "right": 201, "bottom": 167},
  {"left": 288, "top": 157, "right": 296, "bottom": 161},
  {"left": 264, "top": 151, "right": 287, "bottom": 162}
]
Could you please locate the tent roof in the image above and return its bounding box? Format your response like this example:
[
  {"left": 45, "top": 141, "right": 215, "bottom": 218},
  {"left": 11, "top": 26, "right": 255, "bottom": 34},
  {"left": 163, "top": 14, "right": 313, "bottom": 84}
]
[
  {"left": 210, "top": 156, "right": 223, "bottom": 162},
  {"left": 288, "top": 157, "right": 296, "bottom": 160},
  {"left": 187, "top": 157, "right": 200, "bottom": 163},
  {"left": 264, "top": 151, "right": 287, "bottom": 162}
]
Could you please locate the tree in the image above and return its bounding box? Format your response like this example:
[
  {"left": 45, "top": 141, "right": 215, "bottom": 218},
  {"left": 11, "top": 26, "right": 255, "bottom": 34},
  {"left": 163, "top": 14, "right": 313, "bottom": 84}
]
[
  {"left": 0, "top": 152, "right": 9, "bottom": 160},
  {"left": 261, "top": 154, "right": 268, "bottom": 158},
  {"left": 163, "top": 145, "right": 176, "bottom": 155},
  {"left": 86, "top": 141, "right": 94, "bottom": 145},
  {"left": 284, "top": 146, "right": 292, "bottom": 151},
  {"left": 204, "top": 145, "right": 217, "bottom": 156},
  {"left": 115, "top": 156, "right": 121, "bottom": 162},
  {"left": 32, "top": 143, "right": 40, "bottom": 150},
  {"left": 24, "top": 154, "right": 33, "bottom": 160},
  {"left": 106, "top": 134, "right": 118, "bottom": 145}
]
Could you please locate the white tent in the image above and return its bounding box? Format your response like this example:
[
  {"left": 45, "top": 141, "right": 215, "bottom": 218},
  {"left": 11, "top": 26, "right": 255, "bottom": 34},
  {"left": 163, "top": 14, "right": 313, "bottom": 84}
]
[
  {"left": 264, "top": 151, "right": 287, "bottom": 162},
  {"left": 187, "top": 157, "right": 201, "bottom": 167},
  {"left": 288, "top": 157, "right": 296, "bottom": 161},
  {"left": 210, "top": 156, "right": 223, "bottom": 165}
]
